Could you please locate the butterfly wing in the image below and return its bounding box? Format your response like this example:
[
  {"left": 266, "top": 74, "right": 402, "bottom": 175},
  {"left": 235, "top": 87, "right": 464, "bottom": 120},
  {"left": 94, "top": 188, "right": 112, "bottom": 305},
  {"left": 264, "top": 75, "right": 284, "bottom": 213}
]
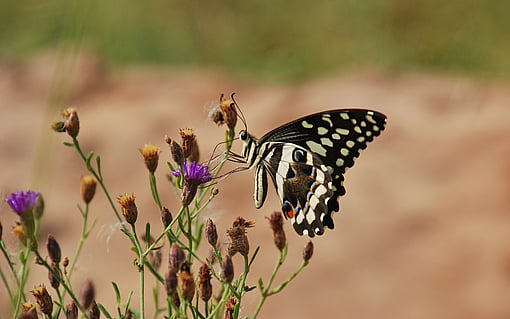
[{"left": 258, "top": 109, "right": 387, "bottom": 236}]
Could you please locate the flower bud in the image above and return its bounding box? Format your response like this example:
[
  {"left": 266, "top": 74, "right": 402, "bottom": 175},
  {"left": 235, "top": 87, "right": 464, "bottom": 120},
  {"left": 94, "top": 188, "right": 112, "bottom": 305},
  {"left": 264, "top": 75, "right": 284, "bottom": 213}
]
[
  {"left": 139, "top": 144, "right": 161, "bottom": 174},
  {"left": 46, "top": 234, "right": 61, "bottom": 264},
  {"left": 48, "top": 262, "right": 60, "bottom": 289},
  {"left": 65, "top": 302, "right": 78, "bottom": 319},
  {"left": 51, "top": 107, "right": 80, "bottom": 138},
  {"left": 161, "top": 207, "right": 173, "bottom": 229},
  {"left": 164, "top": 267, "right": 178, "bottom": 296},
  {"left": 179, "top": 128, "right": 200, "bottom": 162},
  {"left": 143, "top": 233, "right": 162, "bottom": 270},
  {"left": 117, "top": 193, "right": 138, "bottom": 225},
  {"left": 205, "top": 218, "right": 218, "bottom": 247},
  {"left": 89, "top": 301, "right": 100, "bottom": 319},
  {"left": 198, "top": 263, "right": 212, "bottom": 302},
  {"left": 219, "top": 94, "right": 238, "bottom": 130},
  {"left": 227, "top": 217, "right": 254, "bottom": 257},
  {"left": 31, "top": 285, "right": 53, "bottom": 316},
  {"left": 169, "top": 243, "right": 185, "bottom": 270},
  {"left": 267, "top": 212, "right": 286, "bottom": 251},
  {"left": 221, "top": 255, "right": 234, "bottom": 283},
  {"left": 224, "top": 297, "right": 237, "bottom": 319},
  {"left": 80, "top": 175, "right": 97, "bottom": 204},
  {"left": 79, "top": 279, "right": 95, "bottom": 309},
  {"left": 303, "top": 240, "right": 314, "bottom": 263},
  {"left": 168, "top": 138, "right": 185, "bottom": 166},
  {"left": 178, "top": 261, "right": 195, "bottom": 302}
]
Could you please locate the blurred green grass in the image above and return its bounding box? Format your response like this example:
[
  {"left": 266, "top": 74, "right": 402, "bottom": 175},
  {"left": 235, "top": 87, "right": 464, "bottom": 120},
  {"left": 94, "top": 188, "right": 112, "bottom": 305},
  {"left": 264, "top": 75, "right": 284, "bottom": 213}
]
[{"left": 0, "top": 0, "right": 508, "bottom": 80}]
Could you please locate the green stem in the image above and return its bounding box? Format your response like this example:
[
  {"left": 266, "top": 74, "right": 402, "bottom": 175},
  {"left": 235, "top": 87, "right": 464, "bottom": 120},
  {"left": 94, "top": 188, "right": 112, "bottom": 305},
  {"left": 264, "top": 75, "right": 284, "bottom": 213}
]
[
  {"left": 232, "top": 254, "right": 250, "bottom": 318},
  {"left": 149, "top": 173, "right": 162, "bottom": 211},
  {"left": 131, "top": 223, "right": 145, "bottom": 319},
  {"left": 0, "top": 241, "right": 16, "bottom": 305},
  {"left": 68, "top": 203, "right": 90, "bottom": 279},
  {"left": 13, "top": 241, "right": 31, "bottom": 318}
]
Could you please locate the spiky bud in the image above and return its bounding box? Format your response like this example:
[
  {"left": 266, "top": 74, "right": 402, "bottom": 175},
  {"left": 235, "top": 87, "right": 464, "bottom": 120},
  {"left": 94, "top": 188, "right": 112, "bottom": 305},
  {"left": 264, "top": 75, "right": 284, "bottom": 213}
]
[
  {"left": 19, "top": 302, "right": 38, "bottom": 319},
  {"left": 303, "top": 240, "right": 314, "bottom": 263},
  {"left": 139, "top": 144, "right": 161, "bottom": 174},
  {"left": 117, "top": 193, "right": 138, "bottom": 225},
  {"left": 161, "top": 207, "right": 173, "bottom": 229},
  {"left": 89, "top": 301, "right": 100, "bottom": 319},
  {"left": 52, "top": 107, "right": 80, "bottom": 138},
  {"left": 169, "top": 243, "right": 186, "bottom": 270},
  {"left": 31, "top": 285, "right": 53, "bottom": 316},
  {"left": 65, "top": 302, "right": 78, "bottom": 319},
  {"left": 205, "top": 218, "right": 218, "bottom": 247},
  {"left": 267, "top": 211, "right": 286, "bottom": 251},
  {"left": 167, "top": 138, "right": 185, "bottom": 166},
  {"left": 223, "top": 297, "right": 237, "bottom": 319},
  {"left": 227, "top": 217, "right": 254, "bottom": 257},
  {"left": 80, "top": 175, "right": 97, "bottom": 204},
  {"left": 46, "top": 234, "right": 61, "bottom": 264},
  {"left": 164, "top": 267, "right": 178, "bottom": 296},
  {"left": 79, "top": 280, "right": 95, "bottom": 309},
  {"left": 198, "top": 263, "right": 212, "bottom": 302},
  {"left": 221, "top": 255, "right": 234, "bottom": 283}
]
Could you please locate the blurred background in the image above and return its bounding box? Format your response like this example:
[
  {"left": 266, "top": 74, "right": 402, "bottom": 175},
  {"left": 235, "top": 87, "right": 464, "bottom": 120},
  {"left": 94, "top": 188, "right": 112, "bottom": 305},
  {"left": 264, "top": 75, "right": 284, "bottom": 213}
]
[{"left": 1, "top": 1, "right": 510, "bottom": 318}]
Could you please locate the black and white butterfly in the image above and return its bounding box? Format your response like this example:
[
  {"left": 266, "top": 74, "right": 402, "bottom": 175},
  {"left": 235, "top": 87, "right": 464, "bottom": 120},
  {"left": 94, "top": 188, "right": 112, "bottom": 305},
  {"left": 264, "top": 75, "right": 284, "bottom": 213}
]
[{"left": 227, "top": 106, "right": 387, "bottom": 237}]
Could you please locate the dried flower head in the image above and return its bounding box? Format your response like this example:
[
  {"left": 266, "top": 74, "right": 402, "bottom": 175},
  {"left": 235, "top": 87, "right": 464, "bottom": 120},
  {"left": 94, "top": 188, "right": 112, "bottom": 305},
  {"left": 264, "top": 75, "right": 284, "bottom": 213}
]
[
  {"left": 172, "top": 162, "right": 213, "bottom": 205},
  {"left": 31, "top": 285, "right": 53, "bottom": 316},
  {"left": 267, "top": 211, "right": 286, "bottom": 251},
  {"left": 46, "top": 234, "right": 61, "bottom": 264},
  {"left": 80, "top": 175, "right": 97, "bottom": 204},
  {"left": 224, "top": 297, "right": 237, "bottom": 319},
  {"left": 139, "top": 144, "right": 161, "bottom": 174},
  {"left": 227, "top": 217, "right": 254, "bottom": 257},
  {"left": 11, "top": 223, "right": 27, "bottom": 246},
  {"left": 19, "top": 302, "right": 38, "bottom": 319},
  {"left": 198, "top": 263, "right": 213, "bottom": 302},
  {"left": 164, "top": 267, "right": 178, "bottom": 296},
  {"left": 5, "top": 190, "right": 40, "bottom": 217},
  {"left": 117, "top": 193, "right": 138, "bottom": 225},
  {"left": 169, "top": 243, "right": 186, "bottom": 270},
  {"left": 161, "top": 207, "right": 173, "bottom": 229},
  {"left": 166, "top": 137, "right": 185, "bottom": 165},
  {"left": 178, "top": 261, "right": 195, "bottom": 302},
  {"left": 205, "top": 218, "right": 218, "bottom": 247},
  {"left": 303, "top": 240, "right": 314, "bottom": 263},
  {"left": 89, "top": 301, "right": 100, "bottom": 319},
  {"left": 179, "top": 128, "right": 200, "bottom": 162},
  {"left": 65, "top": 302, "right": 78, "bottom": 319},
  {"left": 209, "top": 94, "right": 238, "bottom": 130},
  {"left": 79, "top": 279, "right": 95, "bottom": 309},
  {"left": 51, "top": 107, "right": 80, "bottom": 138},
  {"left": 221, "top": 255, "right": 234, "bottom": 283}
]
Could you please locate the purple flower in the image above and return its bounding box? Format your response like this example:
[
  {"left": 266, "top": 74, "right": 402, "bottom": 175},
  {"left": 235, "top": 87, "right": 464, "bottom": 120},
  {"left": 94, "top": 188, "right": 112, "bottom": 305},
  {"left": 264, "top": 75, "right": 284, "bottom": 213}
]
[
  {"left": 172, "top": 162, "right": 213, "bottom": 185},
  {"left": 5, "top": 191, "right": 40, "bottom": 216}
]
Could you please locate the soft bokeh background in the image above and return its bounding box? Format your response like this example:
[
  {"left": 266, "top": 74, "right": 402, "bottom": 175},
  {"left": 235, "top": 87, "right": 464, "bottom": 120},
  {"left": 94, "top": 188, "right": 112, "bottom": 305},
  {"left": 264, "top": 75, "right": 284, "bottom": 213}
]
[{"left": 1, "top": 1, "right": 510, "bottom": 318}]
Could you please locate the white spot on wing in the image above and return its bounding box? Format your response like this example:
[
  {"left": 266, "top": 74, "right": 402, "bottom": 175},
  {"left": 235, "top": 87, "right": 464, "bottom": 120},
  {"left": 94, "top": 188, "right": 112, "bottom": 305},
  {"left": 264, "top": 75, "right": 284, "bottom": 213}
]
[
  {"left": 346, "top": 140, "right": 355, "bottom": 148},
  {"left": 357, "top": 136, "right": 365, "bottom": 143},
  {"left": 336, "top": 158, "right": 344, "bottom": 167},
  {"left": 302, "top": 121, "right": 313, "bottom": 128},
  {"left": 320, "top": 137, "right": 333, "bottom": 147},
  {"left": 340, "top": 112, "right": 349, "bottom": 120},
  {"left": 336, "top": 128, "right": 349, "bottom": 135},
  {"left": 332, "top": 133, "right": 341, "bottom": 140},
  {"left": 306, "top": 141, "right": 327, "bottom": 157},
  {"left": 354, "top": 126, "right": 362, "bottom": 134},
  {"left": 340, "top": 148, "right": 349, "bottom": 156},
  {"left": 317, "top": 127, "right": 328, "bottom": 135},
  {"left": 322, "top": 115, "right": 333, "bottom": 127}
]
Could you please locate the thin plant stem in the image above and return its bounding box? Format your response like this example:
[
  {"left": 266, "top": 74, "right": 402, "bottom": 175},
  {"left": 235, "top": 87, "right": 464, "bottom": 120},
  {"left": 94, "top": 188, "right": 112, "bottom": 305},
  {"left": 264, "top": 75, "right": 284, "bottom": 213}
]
[
  {"left": 0, "top": 241, "right": 16, "bottom": 305},
  {"left": 232, "top": 254, "right": 250, "bottom": 318}
]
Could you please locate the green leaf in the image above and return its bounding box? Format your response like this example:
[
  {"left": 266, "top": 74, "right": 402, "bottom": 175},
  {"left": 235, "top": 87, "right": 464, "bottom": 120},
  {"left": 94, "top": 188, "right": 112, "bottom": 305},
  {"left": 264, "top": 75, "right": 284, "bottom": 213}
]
[
  {"left": 97, "top": 303, "right": 113, "bottom": 319},
  {"left": 96, "top": 155, "right": 103, "bottom": 178},
  {"left": 63, "top": 142, "right": 74, "bottom": 147},
  {"left": 112, "top": 282, "right": 122, "bottom": 311}
]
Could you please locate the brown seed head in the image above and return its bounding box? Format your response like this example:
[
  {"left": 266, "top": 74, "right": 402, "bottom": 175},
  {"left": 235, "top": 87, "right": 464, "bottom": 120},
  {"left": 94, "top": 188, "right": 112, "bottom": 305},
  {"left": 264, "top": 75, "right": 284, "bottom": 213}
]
[
  {"left": 267, "top": 212, "right": 286, "bottom": 251},
  {"left": 221, "top": 255, "right": 234, "bottom": 283},
  {"left": 52, "top": 107, "right": 80, "bottom": 139},
  {"left": 227, "top": 217, "right": 254, "bottom": 257},
  {"left": 65, "top": 302, "right": 78, "bottom": 319},
  {"left": 117, "top": 193, "right": 138, "bottom": 225},
  {"left": 223, "top": 297, "right": 237, "bottom": 319},
  {"left": 198, "top": 263, "right": 213, "bottom": 302},
  {"left": 303, "top": 240, "right": 314, "bottom": 263},
  {"left": 164, "top": 267, "right": 178, "bottom": 296},
  {"left": 161, "top": 206, "right": 173, "bottom": 229},
  {"left": 208, "top": 105, "right": 224, "bottom": 126},
  {"left": 80, "top": 175, "right": 97, "bottom": 204},
  {"left": 205, "top": 218, "right": 218, "bottom": 247},
  {"left": 139, "top": 144, "right": 161, "bottom": 174},
  {"left": 46, "top": 234, "right": 61, "bottom": 264},
  {"left": 179, "top": 128, "right": 200, "bottom": 162},
  {"left": 169, "top": 243, "right": 186, "bottom": 270},
  {"left": 20, "top": 302, "right": 38, "bottom": 319},
  {"left": 31, "top": 285, "right": 53, "bottom": 316},
  {"left": 89, "top": 301, "right": 100, "bottom": 319},
  {"left": 79, "top": 279, "right": 95, "bottom": 309},
  {"left": 178, "top": 261, "right": 195, "bottom": 302},
  {"left": 181, "top": 182, "right": 198, "bottom": 206},
  {"left": 125, "top": 310, "right": 134, "bottom": 319}
]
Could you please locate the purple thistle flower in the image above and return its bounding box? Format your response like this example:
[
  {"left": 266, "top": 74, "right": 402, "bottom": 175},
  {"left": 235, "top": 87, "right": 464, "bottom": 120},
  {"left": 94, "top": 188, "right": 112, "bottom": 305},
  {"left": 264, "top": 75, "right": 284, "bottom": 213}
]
[
  {"left": 172, "top": 162, "right": 213, "bottom": 185},
  {"left": 5, "top": 191, "right": 40, "bottom": 216}
]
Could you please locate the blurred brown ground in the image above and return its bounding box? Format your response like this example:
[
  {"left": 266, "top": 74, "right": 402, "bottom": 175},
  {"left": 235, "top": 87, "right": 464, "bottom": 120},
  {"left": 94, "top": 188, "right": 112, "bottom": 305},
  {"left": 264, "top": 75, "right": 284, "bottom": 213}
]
[{"left": 1, "top": 52, "right": 510, "bottom": 318}]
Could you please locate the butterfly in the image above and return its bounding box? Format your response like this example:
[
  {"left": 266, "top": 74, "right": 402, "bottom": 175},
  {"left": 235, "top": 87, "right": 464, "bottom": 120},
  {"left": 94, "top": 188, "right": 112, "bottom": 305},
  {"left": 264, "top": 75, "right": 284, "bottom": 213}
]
[{"left": 233, "top": 108, "right": 387, "bottom": 237}]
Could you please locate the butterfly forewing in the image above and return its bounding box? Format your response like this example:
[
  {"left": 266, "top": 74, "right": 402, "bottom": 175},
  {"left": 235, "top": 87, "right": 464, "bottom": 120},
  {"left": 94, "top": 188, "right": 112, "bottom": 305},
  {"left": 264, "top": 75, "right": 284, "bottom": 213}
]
[{"left": 245, "top": 109, "right": 387, "bottom": 237}]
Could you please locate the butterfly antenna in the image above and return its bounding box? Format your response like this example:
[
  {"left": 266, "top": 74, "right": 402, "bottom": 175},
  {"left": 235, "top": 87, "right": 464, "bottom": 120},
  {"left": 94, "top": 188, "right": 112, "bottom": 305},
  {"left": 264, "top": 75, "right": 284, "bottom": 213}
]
[{"left": 231, "top": 92, "right": 248, "bottom": 131}]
